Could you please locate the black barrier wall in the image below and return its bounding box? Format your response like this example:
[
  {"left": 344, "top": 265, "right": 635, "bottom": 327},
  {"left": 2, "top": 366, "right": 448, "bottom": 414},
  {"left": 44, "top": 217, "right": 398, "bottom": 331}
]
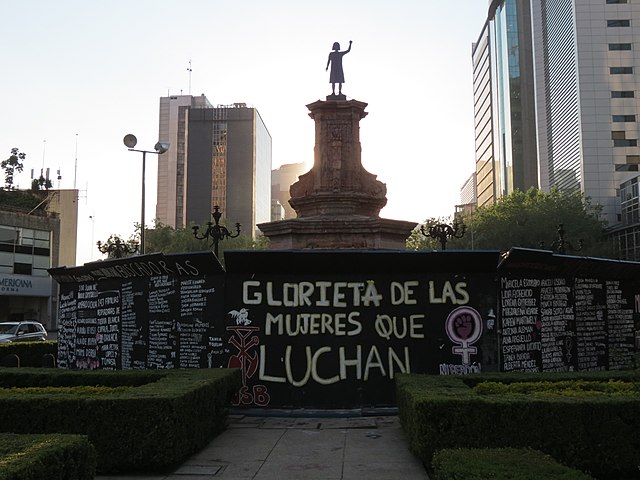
[
  {"left": 50, "top": 252, "right": 226, "bottom": 370},
  {"left": 223, "top": 251, "right": 500, "bottom": 407},
  {"left": 498, "top": 248, "right": 640, "bottom": 374},
  {"left": 49, "top": 248, "right": 640, "bottom": 408}
]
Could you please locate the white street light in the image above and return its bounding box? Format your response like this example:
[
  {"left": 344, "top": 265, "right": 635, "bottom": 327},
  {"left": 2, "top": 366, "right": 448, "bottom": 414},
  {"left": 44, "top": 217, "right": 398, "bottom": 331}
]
[{"left": 123, "top": 134, "right": 170, "bottom": 254}]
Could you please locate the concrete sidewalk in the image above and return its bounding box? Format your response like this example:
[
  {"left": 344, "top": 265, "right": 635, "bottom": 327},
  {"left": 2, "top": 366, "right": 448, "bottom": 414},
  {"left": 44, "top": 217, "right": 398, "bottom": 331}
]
[{"left": 96, "top": 415, "right": 429, "bottom": 480}]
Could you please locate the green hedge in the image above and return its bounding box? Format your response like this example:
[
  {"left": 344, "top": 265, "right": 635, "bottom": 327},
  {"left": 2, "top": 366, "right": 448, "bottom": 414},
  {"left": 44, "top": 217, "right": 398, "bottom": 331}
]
[
  {"left": 0, "top": 367, "right": 164, "bottom": 388},
  {"left": 0, "top": 342, "right": 57, "bottom": 367},
  {"left": 0, "top": 367, "right": 241, "bottom": 474},
  {"left": 432, "top": 448, "right": 594, "bottom": 480},
  {"left": 0, "top": 433, "right": 96, "bottom": 480},
  {"left": 396, "top": 371, "right": 640, "bottom": 480}
]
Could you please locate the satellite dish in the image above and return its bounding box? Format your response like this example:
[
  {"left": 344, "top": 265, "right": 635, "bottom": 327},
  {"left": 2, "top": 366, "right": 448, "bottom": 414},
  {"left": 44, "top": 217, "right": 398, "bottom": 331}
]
[{"left": 123, "top": 134, "right": 137, "bottom": 148}]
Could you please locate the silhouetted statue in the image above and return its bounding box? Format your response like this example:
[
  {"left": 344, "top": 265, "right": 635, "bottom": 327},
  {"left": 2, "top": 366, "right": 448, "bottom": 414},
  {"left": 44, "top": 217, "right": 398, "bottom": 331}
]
[{"left": 326, "top": 41, "right": 352, "bottom": 96}]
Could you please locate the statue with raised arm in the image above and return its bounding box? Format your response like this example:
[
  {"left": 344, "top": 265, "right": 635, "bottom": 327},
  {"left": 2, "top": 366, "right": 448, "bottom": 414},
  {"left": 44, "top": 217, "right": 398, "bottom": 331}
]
[{"left": 326, "top": 40, "right": 352, "bottom": 96}]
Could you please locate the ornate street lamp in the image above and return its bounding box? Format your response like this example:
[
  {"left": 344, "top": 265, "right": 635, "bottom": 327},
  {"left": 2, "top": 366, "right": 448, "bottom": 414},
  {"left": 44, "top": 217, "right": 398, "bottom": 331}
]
[
  {"left": 541, "top": 223, "right": 583, "bottom": 254},
  {"left": 123, "top": 134, "right": 170, "bottom": 255},
  {"left": 420, "top": 221, "right": 466, "bottom": 250},
  {"left": 97, "top": 235, "right": 139, "bottom": 259},
  {"left": 192, "top": 205, "right": 241, "bottom": 258}
]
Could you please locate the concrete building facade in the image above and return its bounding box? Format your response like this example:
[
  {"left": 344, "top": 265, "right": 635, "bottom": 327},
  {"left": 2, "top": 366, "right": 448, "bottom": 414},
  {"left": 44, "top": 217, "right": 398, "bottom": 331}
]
[
  {"left": 0, "top": 189, "right": 78, "bottom": 329},
  {"left": 156, "top": 95, "right": 272, "bottom": 237}
]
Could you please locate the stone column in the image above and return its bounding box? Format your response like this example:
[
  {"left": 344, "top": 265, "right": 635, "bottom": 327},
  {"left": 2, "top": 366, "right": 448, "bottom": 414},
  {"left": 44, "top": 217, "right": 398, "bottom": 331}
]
[
  {"left": 258, "top": 98, "right": 416, "bottom": 250},
  {"left": 290, "top": 99, "right": 387, "bottom": 217}
]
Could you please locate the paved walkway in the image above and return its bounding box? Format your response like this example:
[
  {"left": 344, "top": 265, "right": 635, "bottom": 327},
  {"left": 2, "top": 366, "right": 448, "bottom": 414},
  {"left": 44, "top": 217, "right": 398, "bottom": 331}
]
[{"left": 96, "top": 415, "right": 429, "bottom": 480}]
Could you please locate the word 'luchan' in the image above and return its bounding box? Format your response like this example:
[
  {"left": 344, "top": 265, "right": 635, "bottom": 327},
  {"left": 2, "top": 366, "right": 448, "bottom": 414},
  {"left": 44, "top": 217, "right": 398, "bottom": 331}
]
[{"left": 259, "top": 344, "right": 410, "bottom": 386}]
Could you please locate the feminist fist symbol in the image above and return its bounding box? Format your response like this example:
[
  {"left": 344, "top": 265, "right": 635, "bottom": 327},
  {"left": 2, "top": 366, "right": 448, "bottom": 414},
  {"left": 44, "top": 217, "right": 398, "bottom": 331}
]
[{"left": 446, "top": 306, "right": 483, "bottom": 365}]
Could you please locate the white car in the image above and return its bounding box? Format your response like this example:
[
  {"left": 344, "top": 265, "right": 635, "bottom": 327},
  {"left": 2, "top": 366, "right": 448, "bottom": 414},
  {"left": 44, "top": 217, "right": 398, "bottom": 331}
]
[{"left": 0, "top": 321, "right": 48, "bottom": 343}]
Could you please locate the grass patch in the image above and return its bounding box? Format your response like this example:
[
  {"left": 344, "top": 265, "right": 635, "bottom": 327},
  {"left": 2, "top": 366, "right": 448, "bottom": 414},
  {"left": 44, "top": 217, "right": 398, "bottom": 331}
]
[
  {"left": 0, "top": 433, "right": 96, "bottom": 480},
  {"left": 473, "top": 379, "right": 638, "bottom": 397},
  {"left": 0, "top": 385, "right": 132, "bottom": 395},
  {"left": 432, "top": 448, "right": 594, "bottom": 480}
]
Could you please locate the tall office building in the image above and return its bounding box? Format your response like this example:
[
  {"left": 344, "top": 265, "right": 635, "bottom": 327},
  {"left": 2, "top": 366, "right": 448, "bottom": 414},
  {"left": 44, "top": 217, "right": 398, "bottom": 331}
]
[
  {"left": 473, "top": 0, "right": 640, "bottom": 230},
  {"left": 156, "top": 95, "right": 272, "bottom": 237},
  {"left": 473, "top": 0, "right": 538, "bottom": 208}
]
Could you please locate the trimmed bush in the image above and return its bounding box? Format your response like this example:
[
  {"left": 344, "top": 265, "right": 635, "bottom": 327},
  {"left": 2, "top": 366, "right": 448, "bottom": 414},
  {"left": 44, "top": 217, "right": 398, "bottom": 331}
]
[
  {"left": 0, "top": 341, "right": 57, "bottom": 367},
  {"left": 432, "top": 448, "right": 594, "bottom": 480},
  {"left": 0, "top": 367, "right": 241, "bottom": 474},
  {"left": 396, "top": 371, "right": 640, "bottom": 479},
  {"left": 0, "top": 433, "right": 96, "bottom": 480}
]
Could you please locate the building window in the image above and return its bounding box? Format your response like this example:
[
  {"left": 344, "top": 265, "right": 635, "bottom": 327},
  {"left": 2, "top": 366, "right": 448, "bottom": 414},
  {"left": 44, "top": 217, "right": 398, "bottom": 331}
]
[
  {"left": 613, "top": 115, "right": 636, "bottom": 122},
  {"left": 612, "top": 91, "right": 635, "bottom": 98},
  {"left": 609, "top": 43, "right": 632, "bottom": 50},
  {"left": 13, "top": 262, "right": 32, "bottom": 275},
  {"left": 612, "top": 131, "right": 627, "bottom": 140},
  {"left": 616, "top": 164, "right": 640, "bottom": 171},
  {"left": 606, "top": 0, "right": 628, "bottom": 3},
  {"left": 608, "top": 19, "right": 631, "bottom": 27},
  {"left": 611, "top": 67, "right": 634, "bottom": 74},
  {"left": 614, "top": 139, "right": 638, "bottom": 147},
  {"left": 613, "top": 132, "right": 638, "bottom": 146},
  {"left": 626, "top": 155, "right": 640, "bottom": 164}
]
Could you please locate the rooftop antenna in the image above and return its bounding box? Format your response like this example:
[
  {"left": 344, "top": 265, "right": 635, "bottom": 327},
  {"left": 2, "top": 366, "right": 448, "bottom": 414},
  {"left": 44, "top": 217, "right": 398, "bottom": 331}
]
[
  {"left": 187, "top": 59, "right": 192, "bottom": 95},
  {"left": 74, "top": 133, "right": 78, "bottom": 190},
  {"left": 42, "top": 139, "right": 46, "bottom": 169}
]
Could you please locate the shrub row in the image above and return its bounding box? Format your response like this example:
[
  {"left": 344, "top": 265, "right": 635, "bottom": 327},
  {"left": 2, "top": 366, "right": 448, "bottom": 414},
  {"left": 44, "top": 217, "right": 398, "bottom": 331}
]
[
  {"left": 473, "top": 379, "right": 636, "bottom": 396},
  {"left": 0, "top": 433, "right": 96, "bottom": 480},
  {"left": 0, "top": 342, "right": 57, "bottom": 367},
  {"left": 432, "top": 448, "right": 594, "bottom": 480},
  {"left": 0, "top": 367, "right": 241, "bottom": 474},
  {"left": 396, "top": 371, "right": 640, "bottom": 480},
  {"left": 0, "top": 367, "right": 163, "bottom": 388}
]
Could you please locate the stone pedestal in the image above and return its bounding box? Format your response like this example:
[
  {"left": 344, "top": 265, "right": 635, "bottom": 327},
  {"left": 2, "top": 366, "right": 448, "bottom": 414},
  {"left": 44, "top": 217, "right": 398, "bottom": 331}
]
[{"left": 259, "top": 98, "right": 416, "bottom": 250}]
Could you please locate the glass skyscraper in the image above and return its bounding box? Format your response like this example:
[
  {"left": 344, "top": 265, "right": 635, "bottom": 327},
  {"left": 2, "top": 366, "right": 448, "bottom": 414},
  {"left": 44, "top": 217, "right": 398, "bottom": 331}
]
[
  {"left": 474, "top": 0, "right": 640, "bottom": 236},
  {"left": 473, "top": 0, "right": 538, "bottom": 208}
]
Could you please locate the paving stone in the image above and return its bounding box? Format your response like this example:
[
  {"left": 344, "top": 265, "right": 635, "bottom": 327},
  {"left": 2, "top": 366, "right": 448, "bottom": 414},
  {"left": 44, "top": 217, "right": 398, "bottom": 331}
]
[
  {"left": 96, "top": 416, "right": 429, "bottom": 480},
  {"left": 259, "top": 417, "right": 298, "bottom": 428},
  {"left": 343, "top": 461, "right": 429, "bottom": 479}
]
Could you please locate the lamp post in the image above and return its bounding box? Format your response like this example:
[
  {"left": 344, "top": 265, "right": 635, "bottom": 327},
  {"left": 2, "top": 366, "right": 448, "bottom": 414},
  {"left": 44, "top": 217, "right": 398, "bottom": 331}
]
[
  {"left": 420, "top": 221, "right": 466, "bottom": 250},
  {"left": 541, "top": 224, "right": 583, "bottom": 254},
  {"left": 123, "top": 134, "right": 169, "bottom": 255},
  {"left": 192, "top": 205, "right": 241, "bottom": 258},
  {"left": 97, "top": 235, "right": 139, "bottom": 259}
]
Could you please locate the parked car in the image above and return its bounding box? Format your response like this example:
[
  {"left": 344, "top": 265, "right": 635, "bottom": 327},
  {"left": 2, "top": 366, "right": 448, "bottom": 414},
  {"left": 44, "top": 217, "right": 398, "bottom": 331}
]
[{"left": 0, "top": 321, "right": 48, "bottom": 343}]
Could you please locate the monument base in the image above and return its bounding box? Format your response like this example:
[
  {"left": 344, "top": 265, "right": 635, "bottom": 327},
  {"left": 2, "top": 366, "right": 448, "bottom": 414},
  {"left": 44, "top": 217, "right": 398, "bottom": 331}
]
[{"left": 258, "top": 216, "right": 417, "bottom": 250}]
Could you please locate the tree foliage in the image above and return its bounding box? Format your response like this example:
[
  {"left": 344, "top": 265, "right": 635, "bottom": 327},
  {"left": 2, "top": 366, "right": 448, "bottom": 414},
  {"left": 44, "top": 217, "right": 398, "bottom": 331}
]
[
  {"left": 31, "top": 175, "right": 53, "bottom": 191},
  {"left": 137, "top": 222, "right": 269, "bottom": 265},
  {"left": 0, "top": 189, "right": 46, "bottom": 211},
  {"left": 96, "top": 234, "right": 139, "bottom": 259},
  {"left": 1, "top": 148, "right": 25, "bottom": 189},
  {"left": 406, "top": 217, "right": 453, "bottom": 251},
  {"left": 408, "top": 188, "right": 615, "bottom": 258}
]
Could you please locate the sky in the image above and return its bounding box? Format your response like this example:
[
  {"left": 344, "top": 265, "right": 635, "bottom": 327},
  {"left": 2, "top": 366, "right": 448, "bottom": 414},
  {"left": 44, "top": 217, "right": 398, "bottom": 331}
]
[{"left": 1, "top": 0, "right": 489, "bottom": 265}]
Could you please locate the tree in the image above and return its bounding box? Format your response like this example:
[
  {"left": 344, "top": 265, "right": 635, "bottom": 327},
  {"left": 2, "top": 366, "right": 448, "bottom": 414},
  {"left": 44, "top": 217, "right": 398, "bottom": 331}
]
[
  {"left": 406, "top": 217, "right": 454, "bottom": 251},
  {"left": 137, "top": 221, "right": 269, "bottom": 265},
  {"left": 409, "top": 188, "right": 615, "bottom": 258},
  {"left": 96, "top": 234, "right": 139, "bottom": 259},
  {"left": 31, "top": 174, "right": 53, "bottom": 191},
  {"left": 1, "top": 148, "right": 25, "bottom": 189}
]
